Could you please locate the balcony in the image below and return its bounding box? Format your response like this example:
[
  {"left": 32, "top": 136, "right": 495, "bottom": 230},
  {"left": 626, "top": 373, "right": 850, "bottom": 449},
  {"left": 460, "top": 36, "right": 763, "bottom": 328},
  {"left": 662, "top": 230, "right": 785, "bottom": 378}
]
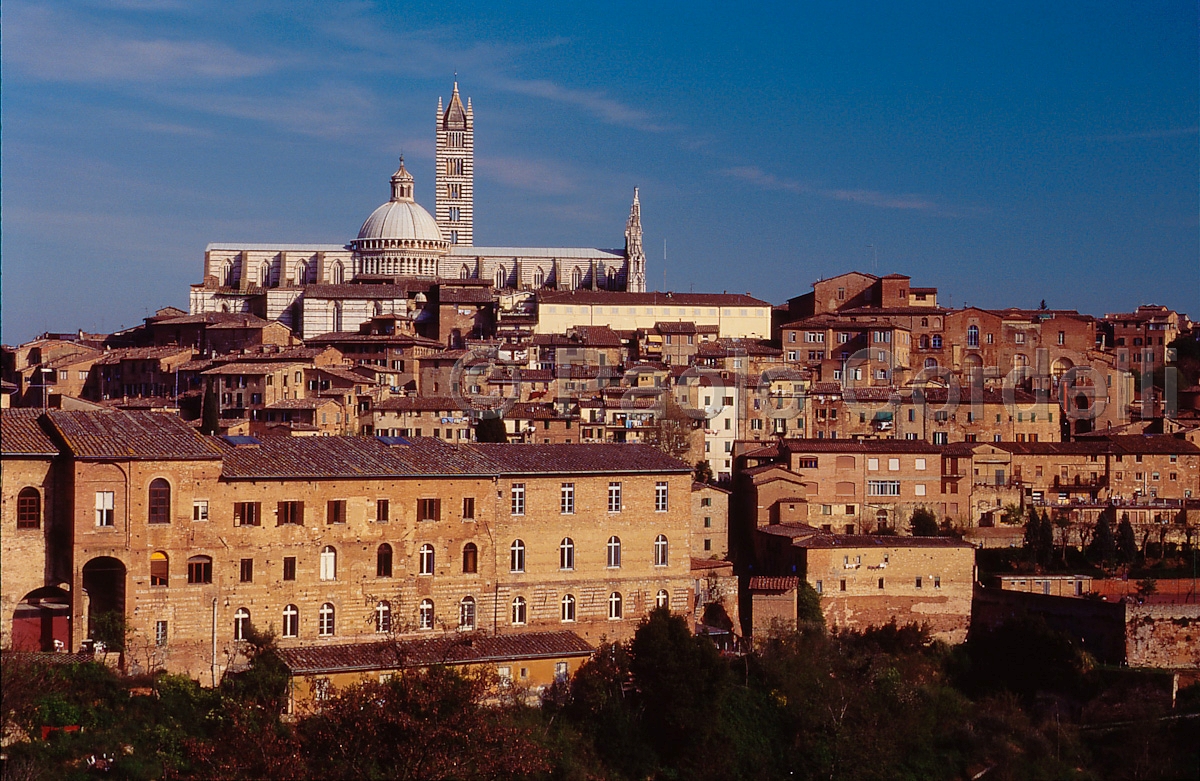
[{"left": 1051, "top": 475, "right": 1107, "bottom": 490}]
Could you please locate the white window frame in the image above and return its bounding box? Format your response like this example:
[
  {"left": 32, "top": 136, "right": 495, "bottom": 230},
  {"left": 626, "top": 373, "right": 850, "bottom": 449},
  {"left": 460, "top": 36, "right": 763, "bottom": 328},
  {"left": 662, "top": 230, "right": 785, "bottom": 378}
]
[
  {"left": 559, "top": 537, "right": 575, "bottom": 570},
  {"left": 511, "top": 596, "right": 527, "bottom": 626},
  {"left": 655, "top": 481, "right": 669, "bottom": 512},
  {"left": 606, "top": 536, "right": 622, "bottom": 568},
  {"left": 418, "top": 599, "right": 434, "bottom": 630},
  {"left": 319, "top": 545, "right": 337, "bottom": 580},
  {"left": 510, "top": 539, "right": 526, "bottom": 573},
  {"left": 654, "top": 534, "right": 669, "bottom": 566},
  {"left": 560, "top": 483, "right": 575, "bottom": 514},
  {"left": 511, "top": 483, "right": 525, "bottom": 515},
  {"left": 95, "top": 491, "right": 115, "bottom": 527},
  {"left": 419, "top": 543, "right": 435, "bottom": 575},
  {"left": 608, "top": 592, "right": 623, "bottom": 620},
  {"left": 318, "top": 603, "right": 335, "bottom": 637},
  {"left": 608, "top": 482, "right": 622, "bottom": 512},
  {"left": 282, "top": 604, "right": 298, "bottom": 638},
  {"left": 561, "top": 594, "right": 576, "bottom": 622}
]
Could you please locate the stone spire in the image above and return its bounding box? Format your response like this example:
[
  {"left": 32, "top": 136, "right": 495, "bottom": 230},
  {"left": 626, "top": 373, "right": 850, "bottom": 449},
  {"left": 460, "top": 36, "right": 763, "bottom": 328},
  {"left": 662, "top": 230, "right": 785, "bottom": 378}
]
[
  {"left": 390, "top": 156, "right": 415, "bottom": 201},
  {"left": 625, "top": 187, "right": 646, "bottom": 293}
]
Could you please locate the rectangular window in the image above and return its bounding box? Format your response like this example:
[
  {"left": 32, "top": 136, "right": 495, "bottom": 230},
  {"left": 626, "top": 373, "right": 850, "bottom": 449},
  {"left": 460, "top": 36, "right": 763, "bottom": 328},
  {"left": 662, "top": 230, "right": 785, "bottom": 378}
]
[
  {"left": 283, "top": 557, "right": 296, "bottom": 581},
  {"left": 418, "top": 498, "right": 442, "bottom": 521},
  {"left": 915, "top": 577, "right": 923, "bottom": 589},
  {"left": 655, "top": 481, "right": 669, "bottom": 512},
  {"left": 239, "top": 558, "right": 253, "bottom": 583},
  {"left": 608, "top": 482, "right": 622, "bottom": 512},
  {"left": 327, "top": 500, "right": 347, "bottom": 524},
  {"left": 701, "top": 497, "right": 712, "bottom": 507},
  {"left": 192, "top": 500, "right": 209, "bottom": 521},
  {"left": 867, "top": 481, "right": 901, "bottom": 496},
  {"left": 510, "top": 484, "right": 525, "bottom": 516},
  {"left": 376, "top": 499, "right": 389, "bottom": 523},
  {"left": 934, "top": 576, "right": 941, "bottom": 589},
  {"left": 462, "top": 497, "right": 475, "bottom": 520},
  {"left": 95, "top": 491, "right": 115, "bottom": 527},
  {"left": 187, "top": 558, "right": 212, "bottom": 584},
  {"left": 561, "top": 483, "right": 575, "bottom": 514},
  {"left": 798, "top": 458, "right": 819, "bottom": 469},
  {"left": 277, "top": 501, "right": 304, "bottom": 526},
  {"left": 840, "top": 579, "right": 847, "bottom": 591},
  {"left": 155, "top": 620, "right": 168, "bottom": 646},
  {"left": 234, "top": 502, "right": 261, "bottom": 527},
  {"left": 915, "top": 458, "right": 926, "bottom": 471}
]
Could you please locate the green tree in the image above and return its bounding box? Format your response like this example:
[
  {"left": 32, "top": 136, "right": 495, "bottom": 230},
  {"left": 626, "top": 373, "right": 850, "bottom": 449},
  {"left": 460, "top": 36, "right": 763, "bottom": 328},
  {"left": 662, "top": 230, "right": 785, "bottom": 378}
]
[
  {"left": 1038, "top": 510, "right": 1054, "bottom": 567},
  {"left": 694, "top": 459, "right": 714, "bottom": 484},
  {"left": 200, "top": 379, "right": 220, "bottom": 436},
  {"left": 1116, "top": 513, "right": 1138, "bottom": 565},
  {"left": 797, "top": 579, "right": 825, "bottom": 626},
  {"left": 1088, "top": 509, "right": 1117, "bottom": 565},
  {"left": 474, "top": 412, "right": 507, "bottom": 442},
  {"left": 220, "top": 625, "right": 289, "bottom": 712},
  {"left": 909, "top": 508, "right": 940, "bottom": 537}
]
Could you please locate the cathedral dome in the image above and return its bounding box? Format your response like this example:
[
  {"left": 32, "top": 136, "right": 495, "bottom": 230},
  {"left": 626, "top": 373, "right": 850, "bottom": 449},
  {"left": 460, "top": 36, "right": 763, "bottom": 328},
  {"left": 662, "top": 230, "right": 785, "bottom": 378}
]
[{"left": 354, "top": 157, "right": 447, "bottom": 247}]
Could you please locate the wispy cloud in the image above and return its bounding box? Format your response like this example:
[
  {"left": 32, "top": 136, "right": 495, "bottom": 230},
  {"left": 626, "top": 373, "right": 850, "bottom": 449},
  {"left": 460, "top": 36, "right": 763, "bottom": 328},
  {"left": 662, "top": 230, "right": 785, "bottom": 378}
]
[
  {"left": 722, "top": 165, "right": 940, "bottom": 212},
  {"left": 477, "top": 155, "right": 577, "bottom": 194},
  {"left": 160, "top": 82, "right": 382, "bottom": 140},
  {"left": 487, "top": 76, "right": 667, "bottom": 132},
  {"left": 4, "top": 4, "right": 278, "bottom": 83}
]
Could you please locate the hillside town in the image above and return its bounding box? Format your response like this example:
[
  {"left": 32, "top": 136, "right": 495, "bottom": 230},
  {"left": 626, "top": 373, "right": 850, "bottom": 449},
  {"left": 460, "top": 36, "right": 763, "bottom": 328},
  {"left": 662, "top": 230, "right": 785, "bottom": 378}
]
[{"left": 3, "top": 76, "right": 1198, "bottom": 779}]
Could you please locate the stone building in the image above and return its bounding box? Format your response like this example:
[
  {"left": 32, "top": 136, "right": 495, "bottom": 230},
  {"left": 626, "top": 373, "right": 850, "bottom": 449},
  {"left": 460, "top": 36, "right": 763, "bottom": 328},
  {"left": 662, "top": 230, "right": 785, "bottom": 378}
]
[{"left": 1, "top": 410, "right": 694, "bottom": 681}]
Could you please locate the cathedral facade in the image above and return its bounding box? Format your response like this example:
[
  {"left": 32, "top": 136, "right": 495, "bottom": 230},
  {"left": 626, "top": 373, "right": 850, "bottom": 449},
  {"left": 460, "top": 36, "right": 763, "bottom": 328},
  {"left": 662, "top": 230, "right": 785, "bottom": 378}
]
[{"left": 190, "top": 82, "right": 646, "bottom": 339}]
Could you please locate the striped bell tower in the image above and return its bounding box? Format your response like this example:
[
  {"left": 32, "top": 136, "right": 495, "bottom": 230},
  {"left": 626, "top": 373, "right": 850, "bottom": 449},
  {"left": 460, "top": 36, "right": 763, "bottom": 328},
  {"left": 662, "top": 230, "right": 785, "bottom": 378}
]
[{"left": 435, "top": 80, "right": 474, "bottom": 247}]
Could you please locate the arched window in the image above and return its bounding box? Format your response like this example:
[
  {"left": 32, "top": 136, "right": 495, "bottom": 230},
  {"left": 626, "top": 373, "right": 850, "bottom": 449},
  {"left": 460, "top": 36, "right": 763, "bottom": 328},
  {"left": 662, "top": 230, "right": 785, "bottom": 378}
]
[
  {"left": 561, "top": 594, "right": 576, "bottom": 622},
  {"left": 654, "top": 535, "right": 669, "bottom": 566},
  {"left": 571, "top": 267, "right": 583, "bottom": 289},
  {"left": 606, "top": 536, "right": 621, "bottom": 568},
  {"left": 187, "top": 555, "right": 212, "bottom": 584},
  {"left": 333, "top": 302, "right": 343, "bottom": 332},
  {"left": 332, "top": 261, "right": 345, "bottom": 284},
  {"left": 608, "top": 592, "right": 623, "bottom": 620},
  {"left": 656, "top": 589, "right": 670, "bottom": 609},
  {"left": 234, "top": 608, "right": 251, "bottom": 641},
  {"left": 282, "top": 604, "right": 299, "bottom": 638},
  {"left": 511, "top": 596, "right": 527, "bottom": 625},
  {"left": 919, "top": 335, "right": 929, "bottom": 349},
  {"left": 418, "top": 599, "right": 434, "bottom": 630},
  {"left": 924, "top": 358, "right": 938, "bottom": 369},
  {"left": 510, "top": 540, "right": 526, "bottom": 573},
  {"left": 375, "top": 601, "right": 391, "bottom": 633},
  {"left": 150, "top": 551, "right": 169, "bottom": 587},
  {"left": 967, "top": 325, "right": 979, "bottom": 347},
  {"left": 419, "top": 543, "right": 435, "bottom": 575},
  {"left": 319, "top": 546, "right": 337, "bottom": 580},
  {"left": 533, "top": 268, "right": 545, "bottom": 288},
  {"left": 495, "top": 266, "right": 505, "bottom": 289},
  {"left": 376, "top": 543, "right": 393, "bottom": 578},
  {"left": 318, "top": 603, "right": 335, "bottom": 636},
  {"left": 1013, "top": 353, "right": 1029, "bottom": 370},
  {"left": 462, "top": 542, "right": 478, "bottom": 573},
  {"left": 606, "top": 267, "right": 617, "bottom": 289},
  {"left": 460, "top": 265, "right": 471, "bottom": 279},
  {"left": 931, "top": 335, "right": 943, "bottom": 349},
  {"left": 17, "top": 488, "right": 40, "bottom": 529},
  {"left": 296, "top": 260, "right": 308, "bottom": 284},
  {"left": 148, "top": 478, "right": 171, "bottom": 524},
  {"left": 459, "top": 596, "right": 476, "bottom": 630},
  {"left": 559, "top": 538, "right": 574, "bottom": 570},
  {"left": 260, "top": 262, "right": 272, "bottom": 288}
]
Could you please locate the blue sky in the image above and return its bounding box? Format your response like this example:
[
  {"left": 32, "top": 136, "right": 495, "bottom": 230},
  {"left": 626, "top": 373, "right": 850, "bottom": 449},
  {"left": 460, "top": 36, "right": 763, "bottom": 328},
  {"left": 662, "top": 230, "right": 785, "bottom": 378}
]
[{"left": 2, "top": 1, "right": 1197, "bottom": 343}]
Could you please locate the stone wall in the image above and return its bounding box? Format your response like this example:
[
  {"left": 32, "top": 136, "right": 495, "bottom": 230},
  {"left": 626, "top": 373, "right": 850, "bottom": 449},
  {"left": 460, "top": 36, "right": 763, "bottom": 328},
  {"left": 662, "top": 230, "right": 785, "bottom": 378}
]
[{"left": 1126, "top": 604, "right": 1200, "bottom": 669}]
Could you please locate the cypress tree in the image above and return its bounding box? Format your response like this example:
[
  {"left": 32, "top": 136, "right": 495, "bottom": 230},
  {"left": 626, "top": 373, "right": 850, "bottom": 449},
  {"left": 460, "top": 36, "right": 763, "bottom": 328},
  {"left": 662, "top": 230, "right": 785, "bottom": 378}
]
[
  {"left": 1116, "top": 512, "right": 1138, "bottom": 564},
  {"left": 1037, "top": 510, "right": 1055, "bottom": 567},
  {"left": 200, "top": 380, "right": 220, "bottom": 436},
  {"left": 1088, "top": 509, "right": 1117, "bottom": 565}
]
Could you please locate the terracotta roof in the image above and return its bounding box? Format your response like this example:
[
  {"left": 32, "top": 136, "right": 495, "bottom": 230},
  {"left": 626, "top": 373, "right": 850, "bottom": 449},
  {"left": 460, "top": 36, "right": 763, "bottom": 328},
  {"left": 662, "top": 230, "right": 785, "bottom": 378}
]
[
  {"left": 654, "top": 321, "right": 697, "bottom": 334},
  {"left": 312, "top": 366, "right": 368, "bottom": 385},
  {"left": 748, "top": 576, "right": 800, "bottom": 592},
  {"left": 539, "top": 290, "right": 770, "bottom": 307},
  {"left": 279, "top": 630, "right": 594, "bottom": 675},
  {"left": 506, "top": 402, "right": 574, "bottom": 421},
  {"left": 219, "top": 437, "right": 691, "bottom": 480},
  {"left": 266, "top": 398, "right": 338, "bottom": 409},
  {"left": 0, "top": 410, "right": 59, "bottom": 456},
  {"left": 793, "top": 533, "right": 974, "bottom": 550},
  {"left": 155, "top": 312, "right": 274, "bottom": 326},
  {"left": 94, "top": 346, "right": 195, "bottom": 366},
  {"left": 308, "top": 332, "right": 437, "bottom": 347},
  {"left": 690, "top": 557, "right": 732, "bottom": 571},
  {"left": 304, "top": 283, "right": 431, "bottom": 299},
  {"left": 45, "top": 410, "right": 222, "bottom": 460},
  {"left": 438, "top": 287, "right": 495, "bottom": 304},
  {"left": 692, "top": 481, "right": 731, "bottom": 493},
  {"left": 470, "top": 443, "right": 691, "bottom": 475},
  {"left": 781, "top": 438, "right": 941, "bottom": 454},
  {"left": 757, "top": 523, "right": 822, "bottom": 539},
  {"left": 374, "top": 396, "right": 470, "bottom": 412},
  {"left": 568, "top": 325, "right": 623, "bottom": 347},
  {"left": 201, "top": 362, "right": 302, "bottom": 375}
]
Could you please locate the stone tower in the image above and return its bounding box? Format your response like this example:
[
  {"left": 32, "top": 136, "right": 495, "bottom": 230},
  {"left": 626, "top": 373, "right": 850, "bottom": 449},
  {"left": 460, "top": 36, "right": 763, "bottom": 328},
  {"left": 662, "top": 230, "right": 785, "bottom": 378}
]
[
  {"left": 435, "top": 81, "right": 474, "bottom": 246},
  {"left": 625, "top": 187, "right": 646, "bottom": 293}
]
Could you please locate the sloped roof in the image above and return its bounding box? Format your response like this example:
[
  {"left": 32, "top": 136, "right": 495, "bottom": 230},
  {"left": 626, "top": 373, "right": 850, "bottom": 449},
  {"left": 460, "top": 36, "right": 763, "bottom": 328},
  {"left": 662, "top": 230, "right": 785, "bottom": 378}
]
[
  {"left": 0, "top": 410, "right": 59, "bottom": 456},
  {"left": 45, "top": 410, "right": 221, "bottom": 460},
  {"left": 280, "top": 630, "right": 594, "bottom": 675},
  {"left": 748, "top": 576, "right": 800, "bottom": 592}
]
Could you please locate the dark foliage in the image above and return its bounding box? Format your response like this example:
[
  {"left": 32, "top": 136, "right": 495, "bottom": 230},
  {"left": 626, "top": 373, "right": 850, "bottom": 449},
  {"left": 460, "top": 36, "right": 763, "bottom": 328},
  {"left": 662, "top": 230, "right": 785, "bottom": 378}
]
[
  {"left": 474, "top": 413, "right": 508, "bottom": 442},
  {"left": 909, "top": 507, "right": 940, "bottom": 537}
]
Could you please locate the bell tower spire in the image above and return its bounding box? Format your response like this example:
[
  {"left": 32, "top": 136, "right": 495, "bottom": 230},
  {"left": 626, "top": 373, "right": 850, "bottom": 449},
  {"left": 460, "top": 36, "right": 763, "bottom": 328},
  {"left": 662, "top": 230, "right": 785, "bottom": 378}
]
[
  {"left": 625, "top": 187, "right": 646, "bottom": 292},
  {"left": 435, "top": 78, "right": 474, "bottom": 246}
]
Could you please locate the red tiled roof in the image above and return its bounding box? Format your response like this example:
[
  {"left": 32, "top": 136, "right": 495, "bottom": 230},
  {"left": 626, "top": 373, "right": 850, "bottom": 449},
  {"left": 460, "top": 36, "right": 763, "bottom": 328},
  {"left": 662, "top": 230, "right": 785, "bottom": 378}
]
[
  {"left": 469, "top": 442, "right": 691, "bottom": 475},
  {"left": 781, "top": 438, "right": 941, "bottom": 454},
  {"left": 539, "top": 290, "right": 770, "bottom": 307},
  {"left": 438, "top": 287, "right": 494, "bottom": 304},
  {"left": 279, "top": 631, "right": 593, "bottom": 675},
  {"left": 0, "top": 410, "right": 59, "bottom": 456},
  {"left": 748, "top": 576, "right": 800, "bottom": 591},
  {"left": 201, "top": 362, "right": 303, "bottom": 375},
  {"left": 374, "top": 396, "right": 470, "bottom": 413},
  {"left": 655, "top": 321, "right": 697, "bottom": 334},
  {"left": 690, "top": 557, "right": 732, "bottom": 571},
  {"left": 45, "top": 410, "right": 222, "bottom": 460},
  {"left": 793, "top": 533, "right": 975, "bottom": 550}
]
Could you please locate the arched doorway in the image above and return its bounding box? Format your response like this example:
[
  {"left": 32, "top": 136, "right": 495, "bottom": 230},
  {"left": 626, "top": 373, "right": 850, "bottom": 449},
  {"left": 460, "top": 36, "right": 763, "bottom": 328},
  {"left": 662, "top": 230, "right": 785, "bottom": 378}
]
[
  {"left": 82, "top": 557, "right": 126, "bottom": 651},
  {"left": 11, "top": 586, "right": 71, "bottom": 652}
]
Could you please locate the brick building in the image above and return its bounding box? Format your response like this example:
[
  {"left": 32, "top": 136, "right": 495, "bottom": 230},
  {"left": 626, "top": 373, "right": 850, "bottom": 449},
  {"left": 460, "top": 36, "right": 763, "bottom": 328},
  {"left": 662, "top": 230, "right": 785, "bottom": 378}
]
[{"left": 1, "top": 411, "right": 694, "bottom": 680}]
